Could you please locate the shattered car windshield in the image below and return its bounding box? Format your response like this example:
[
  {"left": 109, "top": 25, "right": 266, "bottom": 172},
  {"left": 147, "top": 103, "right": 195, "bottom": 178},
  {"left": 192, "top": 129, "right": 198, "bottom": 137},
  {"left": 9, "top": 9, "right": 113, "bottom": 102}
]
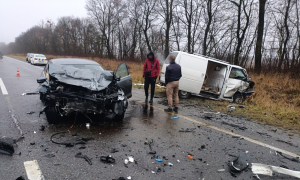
[
  {"left": 64, "top": 64, "right": 104, "bottom": 72},
  {"left": 229, "top": 68, "right": 247, "bottom": 79}
]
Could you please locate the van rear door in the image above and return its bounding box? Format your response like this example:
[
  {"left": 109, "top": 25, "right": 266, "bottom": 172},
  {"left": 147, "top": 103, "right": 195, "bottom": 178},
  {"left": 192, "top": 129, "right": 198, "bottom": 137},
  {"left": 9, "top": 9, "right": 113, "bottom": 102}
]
[
  {"left": 160, "top": 52, "right": 179, "bottom": 84},
  {"left": 179, "top": 53, "right": 208, "bottom": 94}
]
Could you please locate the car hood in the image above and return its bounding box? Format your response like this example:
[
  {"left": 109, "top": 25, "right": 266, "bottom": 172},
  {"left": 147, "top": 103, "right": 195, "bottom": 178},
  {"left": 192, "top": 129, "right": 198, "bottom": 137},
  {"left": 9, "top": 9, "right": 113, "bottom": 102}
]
[{"left": 47, "top": 64, "right": 114, "bottom": 91}]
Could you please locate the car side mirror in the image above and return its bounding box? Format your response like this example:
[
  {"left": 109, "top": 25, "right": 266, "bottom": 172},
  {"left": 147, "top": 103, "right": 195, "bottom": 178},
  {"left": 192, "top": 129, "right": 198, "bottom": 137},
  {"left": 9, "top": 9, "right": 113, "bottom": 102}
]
[{"left": 37, "top": 77, "right": 47, "bottom": 83}]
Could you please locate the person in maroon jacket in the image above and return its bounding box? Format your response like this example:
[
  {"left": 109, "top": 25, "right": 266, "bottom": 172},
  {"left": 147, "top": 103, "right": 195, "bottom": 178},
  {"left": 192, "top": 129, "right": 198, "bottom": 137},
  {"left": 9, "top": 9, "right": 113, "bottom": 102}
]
[{"left": 143, "top": 52, "right": 160, "bottom": 103}]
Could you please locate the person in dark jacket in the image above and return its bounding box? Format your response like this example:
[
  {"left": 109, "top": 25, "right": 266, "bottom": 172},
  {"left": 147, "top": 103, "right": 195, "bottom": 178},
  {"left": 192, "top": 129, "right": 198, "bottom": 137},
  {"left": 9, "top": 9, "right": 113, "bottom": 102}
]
[
  {"left": 164, "top": 55, "right": 182, "bottom": 112},
  {"left": 143, "top": 52, "right": 160, "bottom": 103}
]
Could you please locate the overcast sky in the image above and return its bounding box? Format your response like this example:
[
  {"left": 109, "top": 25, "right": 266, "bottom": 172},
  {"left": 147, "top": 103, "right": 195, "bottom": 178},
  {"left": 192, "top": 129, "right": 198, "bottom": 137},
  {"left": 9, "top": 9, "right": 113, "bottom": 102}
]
[{"left": 0, "top": 0, "right": 87, "bottom": 44}]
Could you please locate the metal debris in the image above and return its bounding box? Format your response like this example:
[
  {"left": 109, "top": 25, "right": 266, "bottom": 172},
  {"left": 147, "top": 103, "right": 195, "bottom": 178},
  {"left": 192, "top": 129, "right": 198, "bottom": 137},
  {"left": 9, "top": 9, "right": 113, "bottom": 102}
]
[
  {"left": 75, "top": 152, "right": 92, "bottom": 165},
  {"left": 251, "top": 163, "right": 300, "bottom": 178}
]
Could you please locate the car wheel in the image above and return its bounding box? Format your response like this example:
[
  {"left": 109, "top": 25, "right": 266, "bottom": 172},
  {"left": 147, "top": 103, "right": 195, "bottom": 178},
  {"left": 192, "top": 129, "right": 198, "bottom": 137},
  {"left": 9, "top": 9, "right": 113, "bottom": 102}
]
[
  {"left": 233, "top": 94, "right": 244, "bottom": 104},
  {"left": 114, "top": 112, "right": 125, "bottom": 121},
  {"left": 45, "top": 106, "right": 60, "bottom": 124},
  {"left": 179, "top": 90, "right": 191, "bottom": 99}
]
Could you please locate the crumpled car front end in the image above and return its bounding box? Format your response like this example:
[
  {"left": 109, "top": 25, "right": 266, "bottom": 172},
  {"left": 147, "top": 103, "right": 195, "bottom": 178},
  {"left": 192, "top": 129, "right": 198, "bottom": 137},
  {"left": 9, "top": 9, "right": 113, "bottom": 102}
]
[{"left": 37, "top": 64, "right": 128, "bottom": 124}]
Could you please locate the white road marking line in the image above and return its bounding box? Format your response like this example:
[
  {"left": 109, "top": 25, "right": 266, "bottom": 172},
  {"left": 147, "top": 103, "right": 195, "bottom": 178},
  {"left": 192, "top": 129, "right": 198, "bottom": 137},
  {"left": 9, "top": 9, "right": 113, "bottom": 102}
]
[
  {"left": 24, "top": 160, "right": 45, "bottom": 180},
  {"left": 0, "top": 78, "right": 8, "bottom": 95},
  {"left": 132, "top": 99, "right": 300, "bottom": 158},
  {"left": 4, "top": 56, "right": 44, "bottom": 70}
]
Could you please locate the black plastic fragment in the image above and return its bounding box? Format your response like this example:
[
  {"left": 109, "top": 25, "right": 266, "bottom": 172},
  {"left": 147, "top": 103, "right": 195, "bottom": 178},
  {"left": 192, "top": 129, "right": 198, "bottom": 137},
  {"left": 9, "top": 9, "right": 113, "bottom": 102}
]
[
  {"left": 75, "top": 152, "right": 92, "bottom": 165},
  {"left": 44, "top": 154, "right": 55, "bottom": 158},
  {"left": 276, "top": 151, "right": 300, "bottom": 163},
  {"left": 0, "top": 141, "right": 14, "bottom": 156},
  {"left": 100, "top": 156, "right": 115, "bottom": 163},
  {"left": 16, "top": 176, "right": 25, "bottom": 180},
  {"left": 222, "top": 122, "right": 247, "bottom": 130},
  {"left": 228, "top": 155, "right": 249, "bottom": 172}
]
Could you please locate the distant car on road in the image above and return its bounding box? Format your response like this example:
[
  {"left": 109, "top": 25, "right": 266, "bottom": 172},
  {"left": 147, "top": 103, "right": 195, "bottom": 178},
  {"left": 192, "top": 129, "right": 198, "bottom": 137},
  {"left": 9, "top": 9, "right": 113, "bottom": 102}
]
[
  {"left": 30, "top": 54, "right": 47, "bottom": 65},
  {"left": 37, "top": 58, "right": 132, "bottom": 124},
  {"left": 26, "top": 53, "right": 34, "bottom": 62}
]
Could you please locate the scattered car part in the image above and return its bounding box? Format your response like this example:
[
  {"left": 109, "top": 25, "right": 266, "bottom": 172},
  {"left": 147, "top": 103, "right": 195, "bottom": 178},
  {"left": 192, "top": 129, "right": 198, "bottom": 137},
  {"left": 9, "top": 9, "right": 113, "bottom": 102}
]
[
  {"left": 222, "top": 121, "right": 247, "bottom": 130},
  {"left": 44, "top": 154, "right": 55, "bottom": 158},
  {"left": 112, "top": 177, "right": 126, "bottom": 180},
  {"left": 156, "top": 156, "right": 163, "bottom": 162},
  {"left": 16, "top": 176, "right": 25, "bottom": 180},
  {"left": 75, "top": 152, "right": 92, "bottom": 165},
  {"left": 228, "top": 155, "right": 249, "bottom": 172},
  {"left": 51, "top": 132, "right": 93, "bottom": 147},
  {"left": 187, "top": 154, "right": 193, "bottom": 160},
  {"left": 128, "top": 156, "right": 134, "bottom": 163},
  {"left": 26, "top": 111, "right": 35, "bottom": 114},
  {"left": 276, "top": 151, "right": 300, "bottom": 163},
  {"left": 227, "top": 105, "right": 246, "bottom": 108},
  {"left": 0, "top": 141, "right": 14, "bottom": 156},
  {"left": 179, "top": 128, "right": 196, "bottom": 132},
  {"left": 251, "top": 163, "right": 300, "bottom": 178},
  {"left": 171, "top": 116, "right": 179, "bottom": 119},
  {"left": 111, "top": 148, "right": 119, "bottom": 153},
  {"left": 100, "top": 156, "right": 115, "bottom": 163}
]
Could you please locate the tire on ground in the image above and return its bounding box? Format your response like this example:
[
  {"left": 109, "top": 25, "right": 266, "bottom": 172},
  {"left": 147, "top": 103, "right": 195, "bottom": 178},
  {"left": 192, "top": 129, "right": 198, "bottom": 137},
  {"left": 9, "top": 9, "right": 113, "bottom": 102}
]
[
  {"left": 45, "top": 106, "right": 60, "bottom": 124},
  {"left": 178, "top": 90, "right": 191, "bottom": 99}
]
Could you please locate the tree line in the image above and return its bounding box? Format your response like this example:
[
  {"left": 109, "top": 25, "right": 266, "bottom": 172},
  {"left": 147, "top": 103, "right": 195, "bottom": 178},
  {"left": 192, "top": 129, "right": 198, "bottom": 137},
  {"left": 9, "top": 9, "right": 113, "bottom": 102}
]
[{"left": 1, "top": 0, "right": 300, "bottom": 73}]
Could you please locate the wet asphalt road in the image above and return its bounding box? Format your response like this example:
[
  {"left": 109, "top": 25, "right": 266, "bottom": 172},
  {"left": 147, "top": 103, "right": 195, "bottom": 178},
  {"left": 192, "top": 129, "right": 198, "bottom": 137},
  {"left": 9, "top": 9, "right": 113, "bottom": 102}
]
[{"left": 0, "top": 56, "right": 300, "bottom": 180}]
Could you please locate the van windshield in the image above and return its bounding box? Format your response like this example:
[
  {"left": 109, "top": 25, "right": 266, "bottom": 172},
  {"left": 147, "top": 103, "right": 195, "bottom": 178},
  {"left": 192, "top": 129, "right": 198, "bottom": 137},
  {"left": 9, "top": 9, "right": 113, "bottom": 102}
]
[
  {"left": 229, "top": 68, "right": 247, "bottom": 80},
  {"left": 164, "top": 52, "right": 178, "bottom": 64}
]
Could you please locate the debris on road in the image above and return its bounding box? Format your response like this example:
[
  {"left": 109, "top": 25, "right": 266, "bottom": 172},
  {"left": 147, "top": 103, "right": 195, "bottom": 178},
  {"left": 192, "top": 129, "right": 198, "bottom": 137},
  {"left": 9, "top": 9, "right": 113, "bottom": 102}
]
[
  {"left": 0, "top": 141, "right": 14, "bottom": 156},
  {"left": 168, "top": 162, "right": 173, "bottom": 166},
  {"left": 30, "top": 142, "right": 35, "bottom": 145},
  {"left": 276, "top": 139, "right": 298, "bottom": 148},
  {"left": 39, "top": 125, "right": 45, "bottom": 131},
  {"left": 252, "top": 174, "right": 261, "bottom": 180},
  {"left": 75, "top": 152, "right": 92, "bottom": 165},
  {"left": 171, "top": 116, "right": 179, "bottom": 119},
  {"left": 179, "top": 128, "right": 196, "bottom": 132},
  {"left": 26, "top": 111, "right": 35, "bottom": 114},
  {"left": 44, "top": 154, "right": 55, "bottom": 158},
  {"left": 222, "top": 121, "right": 247, "bottom": 130},
  {"left": 251, "top": 163, "right": 300, "bottom": 178},
  {"left": 112, "top": 178, "right": 126, "bottom": 180},
  {"left": 155, "top": 156, "right": 163, "bottom": 162},
  {"left": 227, "top": 105, "right": 246, "bottom": 108},
  {"left": 228, "top": 155, "right": 249, "bottom": 172},
  {"left": 21, "top": 92, "right": 39, "bottom": 96},
  {"left": 51, "top": 132, "right": 93, "bottom": 147},
  {"left": 218, "top": 169, "right": 225, "bottom": 172},
  {"left": 128, "top": 156, "right": 134, "bottom": 163},
  {"left": 16, "top": 176, "right": 25, "bottom": 180},
  {"left": 276, "top": 151, "right": 300, "bottom": 163},
  {"left": 100, "top": 155, "right": 115, "bottom": 164},
  {"left": 187, "top": 154, "right": 193, "bottom": 160},
  {"left": 111, "top": 148, "right": 119, "bottom": 153}
]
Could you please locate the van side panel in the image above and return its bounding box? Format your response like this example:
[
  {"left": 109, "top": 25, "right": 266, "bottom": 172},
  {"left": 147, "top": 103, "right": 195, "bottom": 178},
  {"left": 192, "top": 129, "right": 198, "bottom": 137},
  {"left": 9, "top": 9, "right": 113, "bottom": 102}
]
[{"left": 179, "top": 54, "right": 208, "bottom": 94}]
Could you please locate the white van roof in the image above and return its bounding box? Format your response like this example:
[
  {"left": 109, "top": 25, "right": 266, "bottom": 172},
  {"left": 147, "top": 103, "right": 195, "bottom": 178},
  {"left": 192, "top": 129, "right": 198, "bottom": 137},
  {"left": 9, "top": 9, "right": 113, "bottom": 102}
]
[{"left": 173, "top": 51, "right": 244, "bottom": 69}]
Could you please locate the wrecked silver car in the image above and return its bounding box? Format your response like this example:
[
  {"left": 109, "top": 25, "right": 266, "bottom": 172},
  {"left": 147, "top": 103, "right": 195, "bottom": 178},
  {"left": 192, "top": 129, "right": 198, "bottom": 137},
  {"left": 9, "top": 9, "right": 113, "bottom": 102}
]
[{"left": 37, "top": 58, "right": 132, "bottom": 124}]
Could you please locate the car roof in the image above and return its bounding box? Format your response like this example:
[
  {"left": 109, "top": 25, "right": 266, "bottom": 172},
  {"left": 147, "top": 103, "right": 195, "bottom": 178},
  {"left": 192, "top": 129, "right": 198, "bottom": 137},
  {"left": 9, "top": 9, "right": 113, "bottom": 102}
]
[
  {"left": 34, "top": 54, "right": 45, "bottom": 56},
  {"left": 49, "top": 58, "right": 100, "bottom": 65},
  {"left": 173, "top": 51, "right": 245, "bottom": 69}
]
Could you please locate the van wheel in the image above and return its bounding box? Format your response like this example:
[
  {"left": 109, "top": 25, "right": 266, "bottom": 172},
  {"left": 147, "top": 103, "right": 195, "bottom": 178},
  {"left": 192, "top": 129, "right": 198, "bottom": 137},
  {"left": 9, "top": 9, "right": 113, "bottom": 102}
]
[
  {"left": 233, "top": 94, "right": 244, "bottom": 104},
  {"left": 179, "top": 90, "right": 191, "bottom": 99},
  {"left": 45, "top": 106, "right": 60, "bottom": 124}
]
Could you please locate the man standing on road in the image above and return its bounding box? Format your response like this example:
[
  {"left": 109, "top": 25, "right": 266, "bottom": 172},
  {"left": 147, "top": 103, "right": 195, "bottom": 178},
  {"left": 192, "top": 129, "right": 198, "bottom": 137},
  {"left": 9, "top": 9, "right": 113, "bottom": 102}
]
[
  {"left": 143, "top": 52, "right": 160, "bottom": 104},
  {"left": 164, "top": 55, "right": 181, "bottom": 113}
]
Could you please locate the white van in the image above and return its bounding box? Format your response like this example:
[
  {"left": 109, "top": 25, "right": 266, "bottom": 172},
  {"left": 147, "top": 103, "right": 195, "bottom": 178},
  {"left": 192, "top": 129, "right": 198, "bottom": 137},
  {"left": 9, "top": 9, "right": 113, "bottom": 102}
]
[{"left": 159, "top": 51, "right": 255, "bottom": 103}]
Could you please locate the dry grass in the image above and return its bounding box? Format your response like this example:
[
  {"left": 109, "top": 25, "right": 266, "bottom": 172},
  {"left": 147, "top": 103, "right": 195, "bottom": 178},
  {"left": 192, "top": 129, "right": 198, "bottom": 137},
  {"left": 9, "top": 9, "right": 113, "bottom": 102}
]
[{"left": 8, "top": 54, "right": 300, "bottom": 131}]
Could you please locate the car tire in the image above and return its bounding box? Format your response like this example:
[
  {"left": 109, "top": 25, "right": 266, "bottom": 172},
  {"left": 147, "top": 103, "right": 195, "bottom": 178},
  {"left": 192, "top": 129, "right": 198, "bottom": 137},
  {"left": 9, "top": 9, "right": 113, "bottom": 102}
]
[
  {"left": 178, "top": 90, "right": 191, "bottom": 99},
  {"left": 45, "top": 106, "right": 60, "bottom": 124},
  {"left": 114, "top": 112, "right": 125, "bottom": 121},
  {"left": 233, "top": 93, "right": 244, "bottom": 104}
]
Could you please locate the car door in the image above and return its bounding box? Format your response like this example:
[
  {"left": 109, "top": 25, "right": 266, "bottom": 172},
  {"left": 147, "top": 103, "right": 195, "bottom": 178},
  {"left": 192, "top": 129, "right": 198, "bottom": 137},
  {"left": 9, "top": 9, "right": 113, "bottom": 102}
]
[{"left": 115, "top": 63, "right": 132, "bottom": 98}]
